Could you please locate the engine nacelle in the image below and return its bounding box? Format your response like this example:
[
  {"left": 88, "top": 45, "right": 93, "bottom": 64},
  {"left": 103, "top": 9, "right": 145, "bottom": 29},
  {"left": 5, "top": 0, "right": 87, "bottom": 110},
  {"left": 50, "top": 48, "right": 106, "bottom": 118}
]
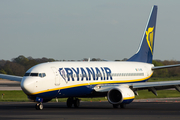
[{"left": 107, "top": 85, "right": 135, "bottom": 105}]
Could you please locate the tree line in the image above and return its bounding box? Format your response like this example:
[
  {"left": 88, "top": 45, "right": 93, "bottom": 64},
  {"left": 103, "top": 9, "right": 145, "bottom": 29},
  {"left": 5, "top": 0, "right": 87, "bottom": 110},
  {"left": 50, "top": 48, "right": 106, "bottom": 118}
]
[
  {"left": 0, "top": 55, "right": 180, "bottom": 78},
  {"left": 0, "top": 55, "right": 55, "bottom": 76}
]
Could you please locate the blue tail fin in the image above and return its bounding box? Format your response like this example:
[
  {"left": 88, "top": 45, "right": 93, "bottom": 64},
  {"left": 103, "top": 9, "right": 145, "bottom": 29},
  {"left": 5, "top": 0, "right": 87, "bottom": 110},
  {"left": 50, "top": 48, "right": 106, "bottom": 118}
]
[{"left": 127, "top": 5, "right": 158, "bottom": 63}]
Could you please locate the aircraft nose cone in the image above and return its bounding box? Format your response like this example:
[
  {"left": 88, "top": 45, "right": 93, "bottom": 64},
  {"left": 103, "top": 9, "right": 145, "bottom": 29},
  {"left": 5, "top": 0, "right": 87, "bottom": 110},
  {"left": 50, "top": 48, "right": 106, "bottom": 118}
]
[{"left": 21, "top": 77, "right": 35, "bottom": 95}]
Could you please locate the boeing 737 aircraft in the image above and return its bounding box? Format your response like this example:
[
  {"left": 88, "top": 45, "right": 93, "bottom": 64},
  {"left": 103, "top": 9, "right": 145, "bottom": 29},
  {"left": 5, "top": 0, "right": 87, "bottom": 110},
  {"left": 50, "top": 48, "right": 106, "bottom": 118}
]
[{"left": 1, "top": 5, "right": 180, "bottom": 110}]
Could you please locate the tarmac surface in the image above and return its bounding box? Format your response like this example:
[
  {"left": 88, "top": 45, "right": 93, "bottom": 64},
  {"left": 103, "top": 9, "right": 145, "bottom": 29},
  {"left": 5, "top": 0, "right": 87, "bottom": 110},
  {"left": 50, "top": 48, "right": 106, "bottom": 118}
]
[
  {"left": 0, "top": 101, "right": 180, "bottom": 120},
  {"left": 0, "top": 79, "right": 180, "bottom": 119},
  {"left": 0, "top": 79, "right": 21, "bottom": 90}
]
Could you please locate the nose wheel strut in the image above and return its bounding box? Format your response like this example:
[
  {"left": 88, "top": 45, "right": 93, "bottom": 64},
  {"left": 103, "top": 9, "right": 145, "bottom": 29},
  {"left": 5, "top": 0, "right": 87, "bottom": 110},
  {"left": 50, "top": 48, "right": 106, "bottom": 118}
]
[{"left": 35, "top": 102, "right": 43, "bottom": 110}]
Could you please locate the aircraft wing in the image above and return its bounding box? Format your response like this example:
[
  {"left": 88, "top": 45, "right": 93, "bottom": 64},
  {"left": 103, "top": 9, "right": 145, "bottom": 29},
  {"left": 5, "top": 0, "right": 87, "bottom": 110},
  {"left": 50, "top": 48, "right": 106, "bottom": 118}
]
[
  {"left": 94, "top": 80, "right": 180, "bottom": 96},
  {"left": 0, "top": 74, "right": 22, "bottom": 82},
  {"left": 131, "top": 81, "right": 180, "bottom": 90},
  {"left": 131, "top": 81, "right": 180, "bottom": 95}
]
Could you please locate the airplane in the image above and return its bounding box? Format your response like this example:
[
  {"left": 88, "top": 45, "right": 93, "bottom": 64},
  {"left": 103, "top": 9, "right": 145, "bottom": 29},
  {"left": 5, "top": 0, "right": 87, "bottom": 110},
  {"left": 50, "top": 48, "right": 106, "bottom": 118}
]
[{"left": 1, "top": 5, "right": 180, "bottom": 110}]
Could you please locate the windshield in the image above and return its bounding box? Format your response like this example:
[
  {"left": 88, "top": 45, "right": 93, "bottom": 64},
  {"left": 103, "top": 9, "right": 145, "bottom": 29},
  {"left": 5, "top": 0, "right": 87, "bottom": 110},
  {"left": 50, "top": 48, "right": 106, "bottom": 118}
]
[{"left": 24, "top": 73, "right": 46, "bottom": 78}]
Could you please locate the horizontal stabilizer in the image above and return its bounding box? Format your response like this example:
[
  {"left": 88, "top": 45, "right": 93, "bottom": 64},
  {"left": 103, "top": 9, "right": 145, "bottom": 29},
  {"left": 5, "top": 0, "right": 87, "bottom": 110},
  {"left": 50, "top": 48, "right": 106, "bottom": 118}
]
[
  {"left": 0, "top": 74, "right": 22, "bottom": 82},
  {"left": 152, "top": 64, "right": 180, "bottom": 70}
]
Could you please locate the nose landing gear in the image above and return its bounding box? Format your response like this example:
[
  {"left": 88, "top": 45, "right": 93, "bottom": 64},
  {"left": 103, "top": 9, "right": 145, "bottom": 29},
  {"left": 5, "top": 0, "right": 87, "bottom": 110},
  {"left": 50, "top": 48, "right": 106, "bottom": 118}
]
[
  {"left": 35, "top": 97, "right": 44, "bottom": 110},
  {"left": 35, "top": 103, "right": 43, "bottom": 110}
]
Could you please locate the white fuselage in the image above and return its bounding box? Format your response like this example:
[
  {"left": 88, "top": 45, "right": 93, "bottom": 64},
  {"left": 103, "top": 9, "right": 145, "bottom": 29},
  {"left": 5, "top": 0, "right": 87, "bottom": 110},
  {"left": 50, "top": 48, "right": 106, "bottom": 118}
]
[{"left": 21, "top": 61, "right": 154, "bottom": 98}]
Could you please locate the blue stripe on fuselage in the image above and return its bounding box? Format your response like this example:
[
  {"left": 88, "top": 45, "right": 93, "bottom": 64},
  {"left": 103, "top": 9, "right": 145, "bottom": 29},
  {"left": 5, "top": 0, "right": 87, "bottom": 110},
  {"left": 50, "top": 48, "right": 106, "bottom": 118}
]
[{"left": 31, "top": 79, "right": 148, "bottom": 99}]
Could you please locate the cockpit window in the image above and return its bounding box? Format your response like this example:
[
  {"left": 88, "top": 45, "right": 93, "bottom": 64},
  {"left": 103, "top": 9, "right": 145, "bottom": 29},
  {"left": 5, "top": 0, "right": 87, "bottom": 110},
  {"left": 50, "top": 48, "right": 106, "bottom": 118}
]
[
  {"left": 39, "top": 73, "right": 46, "bottom": 78},
  {"left": 42, "top": 73, "right": 46, "bottom": 77},
  {"left": 24, "top": 73, "right": 46, "bottom": 78},
  {"left": 39, "top": 73, "right": 42, "bottom": 77},
  {"left": 24, "top": 73, "right": 30, "bottom": 76},
  {"left": 30, "top": 73, "right": 38, "bottom": 76}
]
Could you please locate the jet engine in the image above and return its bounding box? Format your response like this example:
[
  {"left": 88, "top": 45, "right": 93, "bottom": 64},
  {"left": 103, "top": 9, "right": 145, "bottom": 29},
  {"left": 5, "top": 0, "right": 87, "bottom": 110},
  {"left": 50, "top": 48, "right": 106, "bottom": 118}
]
[{"left": 107, "top": 85, "right": 135, "bottom": 105}]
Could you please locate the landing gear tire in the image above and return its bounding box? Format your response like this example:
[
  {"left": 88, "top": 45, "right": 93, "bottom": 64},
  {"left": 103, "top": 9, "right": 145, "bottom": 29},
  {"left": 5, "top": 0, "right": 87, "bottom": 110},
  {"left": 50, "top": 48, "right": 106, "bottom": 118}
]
[
  {"left": 35, "top": 103, "right": 43, "bottom": 110},
  {"left": 113, "top": 104, "right": 119, "bottom": 108},
  {"left": 67, "top": 98, "right": 73, "bottom": 108},
  {"left": 120, "top": 103, "right": 126, "bottom": 108},
  {"left": 67, "top": 97, "right": 80, "bottom": 108},
  {"left": 74, "top": 98, "right": 80, "bottom": 108}
]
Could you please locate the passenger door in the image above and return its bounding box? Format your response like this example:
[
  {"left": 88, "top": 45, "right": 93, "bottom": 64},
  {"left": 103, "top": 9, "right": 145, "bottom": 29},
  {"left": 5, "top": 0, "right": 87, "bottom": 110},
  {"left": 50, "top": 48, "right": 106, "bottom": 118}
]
[{"left": 51, "top": 67, "right": 60, "bottom": 86}]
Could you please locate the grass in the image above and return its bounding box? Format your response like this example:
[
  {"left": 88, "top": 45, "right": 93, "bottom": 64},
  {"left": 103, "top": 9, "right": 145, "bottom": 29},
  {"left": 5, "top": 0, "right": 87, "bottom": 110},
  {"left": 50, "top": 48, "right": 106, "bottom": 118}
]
[
  {"left": 0, "top": 91, "right": 29, "bottom": 102},
  {"left": 0, "top": 90, "right": 108, "bottom": 102},
  {"left": 0, "top": 77, "right": 180, "bottom": 102},
  {"left": 135, "top": 90, "right": 180, "bottom": 99},
  {"left": 0, "top": 90, "right": 180, "bottom": 102}
]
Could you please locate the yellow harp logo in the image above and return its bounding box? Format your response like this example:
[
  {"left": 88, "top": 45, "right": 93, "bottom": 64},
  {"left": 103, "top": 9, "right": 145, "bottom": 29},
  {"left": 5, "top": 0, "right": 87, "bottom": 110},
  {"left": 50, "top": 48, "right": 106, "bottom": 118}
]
[{"left": 146, "top": 27, "right": 154, "bottom": 54}]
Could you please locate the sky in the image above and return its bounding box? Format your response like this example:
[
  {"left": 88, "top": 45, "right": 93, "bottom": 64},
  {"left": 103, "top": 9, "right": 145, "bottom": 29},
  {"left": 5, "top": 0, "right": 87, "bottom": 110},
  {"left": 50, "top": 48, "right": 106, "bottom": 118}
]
[{"left": 1, "top": 0, "right": 180, "bottom": 61}]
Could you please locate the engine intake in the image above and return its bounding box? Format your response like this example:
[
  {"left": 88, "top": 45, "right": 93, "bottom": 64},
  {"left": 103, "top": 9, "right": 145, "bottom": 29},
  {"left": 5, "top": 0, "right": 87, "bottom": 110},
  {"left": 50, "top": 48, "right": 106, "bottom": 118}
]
[{"left": 107, "top": 85, "right": 135, "bottom": 105}]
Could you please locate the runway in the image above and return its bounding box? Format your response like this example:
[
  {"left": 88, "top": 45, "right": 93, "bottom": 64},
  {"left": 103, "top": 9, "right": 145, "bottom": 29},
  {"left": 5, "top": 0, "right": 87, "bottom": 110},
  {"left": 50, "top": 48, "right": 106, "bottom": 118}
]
[
  {"left": 0, "top": 79, "right": 21, "bottom": 90},
  {"left": 0, "top": 101, "right": 180, "bottom": 120},
  {"left": 0, "top": 79, "right": 180, "bottom": 119}
]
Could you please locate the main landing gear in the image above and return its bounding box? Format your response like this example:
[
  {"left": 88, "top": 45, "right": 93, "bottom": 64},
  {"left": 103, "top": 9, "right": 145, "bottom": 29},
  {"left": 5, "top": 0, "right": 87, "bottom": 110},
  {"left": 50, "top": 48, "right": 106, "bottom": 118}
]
[
  {"left": 67, "top": 97, "right": 80, "bottom": 108},
  {"left": 113, "top": 103, "right": 126, "bottom": 109},
  {"left": 35, "top": 97, "right": 80, "bottom": 110}
]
